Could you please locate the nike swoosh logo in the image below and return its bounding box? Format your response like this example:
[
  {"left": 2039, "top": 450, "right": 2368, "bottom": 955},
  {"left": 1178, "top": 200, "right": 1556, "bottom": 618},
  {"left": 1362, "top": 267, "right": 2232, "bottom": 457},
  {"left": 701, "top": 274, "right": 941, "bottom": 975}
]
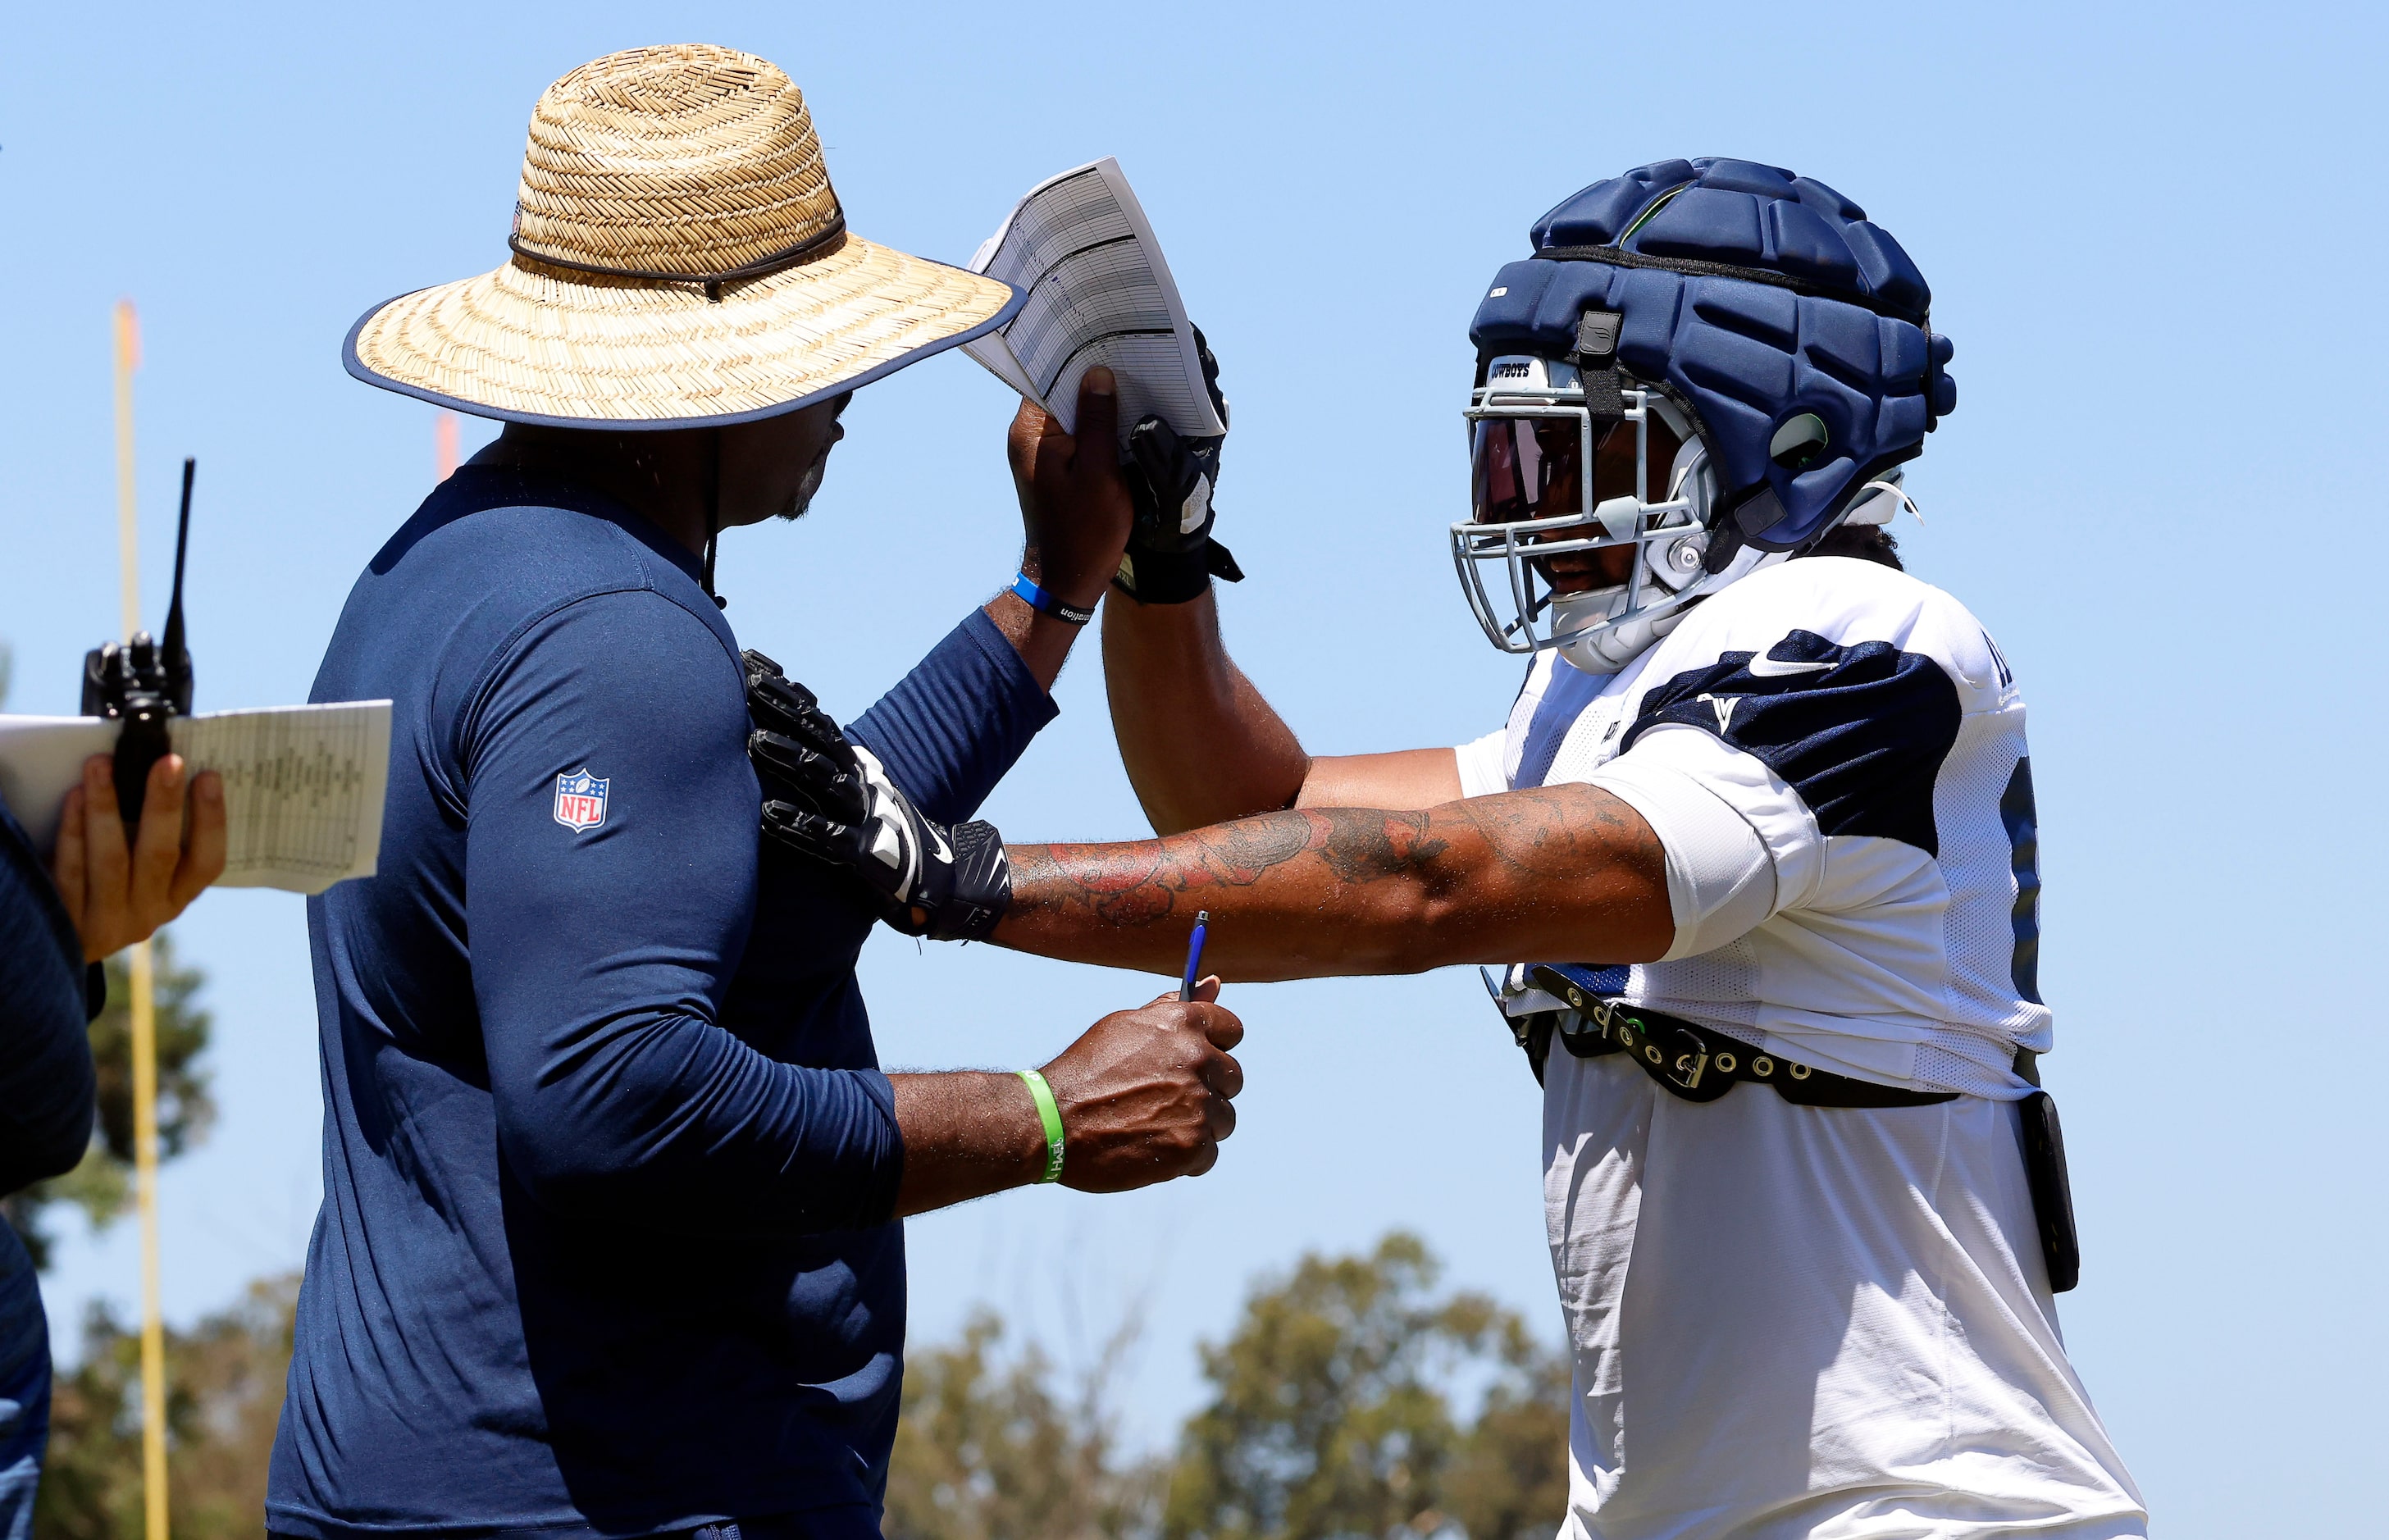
[
  {"left": 926, "top": 824, "right": 953, "bottom": 864},
  {"left": 1745, "top": 654, "right": 1833, "bottom": 677}
]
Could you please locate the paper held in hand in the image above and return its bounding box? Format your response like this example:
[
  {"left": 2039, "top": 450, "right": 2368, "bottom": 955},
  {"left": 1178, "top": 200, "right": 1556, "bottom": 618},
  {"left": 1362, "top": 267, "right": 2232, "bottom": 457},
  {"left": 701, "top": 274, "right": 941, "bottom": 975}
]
[
  {"left": 964, "top": 157, "right": 1224, "bottom": 444},
  {"left": 0, "top": 701, "right": 393, "bottom": 896}
]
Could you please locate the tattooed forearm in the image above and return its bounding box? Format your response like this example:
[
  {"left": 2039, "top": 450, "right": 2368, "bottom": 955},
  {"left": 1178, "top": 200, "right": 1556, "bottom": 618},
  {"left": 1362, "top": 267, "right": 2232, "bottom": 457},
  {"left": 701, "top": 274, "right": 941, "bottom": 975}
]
[
  {"left": 1445, "top": 783, "right": 1653, "bottom": 878},
  {"left": 1008, "top": 806, "right": 1446, "bottom": 928},
  {"left": 995, "top": 784, "right": 1672, "bottom": 982},
  {"left": 1309, "top": 807, "right": 1450, "bottom": 886}
]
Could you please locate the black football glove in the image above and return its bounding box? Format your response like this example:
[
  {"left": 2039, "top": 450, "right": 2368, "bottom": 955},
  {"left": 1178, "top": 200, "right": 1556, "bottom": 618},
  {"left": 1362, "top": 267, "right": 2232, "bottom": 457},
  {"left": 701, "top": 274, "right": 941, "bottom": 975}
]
[
  {"left": 743, "top": 650, "right": 1011, "bottom": 941},
  {"left": 1115, "top": 326, "right": 1244, "bottom": 604}
]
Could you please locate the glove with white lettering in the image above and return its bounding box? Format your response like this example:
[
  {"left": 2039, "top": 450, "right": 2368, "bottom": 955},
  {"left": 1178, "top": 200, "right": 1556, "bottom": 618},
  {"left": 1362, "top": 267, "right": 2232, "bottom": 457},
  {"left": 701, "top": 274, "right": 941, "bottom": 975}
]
[
  {"left": 743, "top": 650, "right": 1011, "bottom": 941},
  {"left": 1115, "top": 326, "right": 1244, "bottom": 604}
]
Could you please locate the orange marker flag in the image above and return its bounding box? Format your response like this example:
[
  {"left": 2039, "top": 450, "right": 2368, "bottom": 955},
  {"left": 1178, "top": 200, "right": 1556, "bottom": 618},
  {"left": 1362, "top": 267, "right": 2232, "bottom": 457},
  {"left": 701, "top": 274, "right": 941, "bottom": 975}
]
[
  {"left": 112, "top": 301, "right": 143, "bottom": 638},
  {"left": 434, "top": 411, "right": 461, "bottom": 482},
  {"left": 114, "top": 298, "right": 141, "bottom": 374}
]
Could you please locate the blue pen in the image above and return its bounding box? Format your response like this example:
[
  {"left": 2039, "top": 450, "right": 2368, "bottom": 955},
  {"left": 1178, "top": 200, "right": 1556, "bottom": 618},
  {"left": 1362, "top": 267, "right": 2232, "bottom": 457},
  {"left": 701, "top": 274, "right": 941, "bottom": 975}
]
[{"left": 1179, "top": 910, "right": 1210, "bottom": 1001}]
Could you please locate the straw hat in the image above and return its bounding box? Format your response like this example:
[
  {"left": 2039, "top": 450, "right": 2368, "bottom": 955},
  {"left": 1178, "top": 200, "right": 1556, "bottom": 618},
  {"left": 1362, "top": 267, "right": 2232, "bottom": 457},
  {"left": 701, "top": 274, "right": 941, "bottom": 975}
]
[{"left": 344, "top": 44, "right": 1020, "bottom": 428}]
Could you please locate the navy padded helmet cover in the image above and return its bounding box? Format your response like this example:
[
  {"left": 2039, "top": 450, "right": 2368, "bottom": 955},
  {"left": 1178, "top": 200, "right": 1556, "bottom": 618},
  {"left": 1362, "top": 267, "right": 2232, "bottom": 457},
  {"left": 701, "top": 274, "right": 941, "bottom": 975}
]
[{"left": 1471, "top": 158, "right": 1957, "bottom": 551}]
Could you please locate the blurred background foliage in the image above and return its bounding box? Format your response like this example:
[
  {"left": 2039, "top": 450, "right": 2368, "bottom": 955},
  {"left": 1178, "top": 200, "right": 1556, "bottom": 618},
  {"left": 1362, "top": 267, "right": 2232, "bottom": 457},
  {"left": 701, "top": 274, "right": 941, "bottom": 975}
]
[
  {"left": 34, "top": 1273, "right": 295, "bottom": 1540},
  {"left": 1162, "top": 1233, "right": 1567, "bottom": 1540},
  {"left": 882, "top": 1232, "right": 1567, "bottom": 1540},
  {"left": 28, "top": 1232, "right": 1566, "bottom": 1540}
]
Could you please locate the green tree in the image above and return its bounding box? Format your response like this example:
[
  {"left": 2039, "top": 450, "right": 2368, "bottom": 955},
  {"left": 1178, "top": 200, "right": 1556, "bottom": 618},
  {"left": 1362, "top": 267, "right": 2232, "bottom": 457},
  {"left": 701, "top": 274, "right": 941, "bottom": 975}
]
[
  {"left": 887, "top": 1309, "right": 1165, "bottom": 1540},
  {"left": 1440, "top": 1314, "right": 1571, "bottom": 1540},
  {"left": 34, "top": 1270, "right": 299, "bottom": 1540},
  {"left": 0, "top": 936, "right": 215, "bottom": 1269},
  {"left": 1165, "top": 1233, "right": 1569, "bottom": 1540}
]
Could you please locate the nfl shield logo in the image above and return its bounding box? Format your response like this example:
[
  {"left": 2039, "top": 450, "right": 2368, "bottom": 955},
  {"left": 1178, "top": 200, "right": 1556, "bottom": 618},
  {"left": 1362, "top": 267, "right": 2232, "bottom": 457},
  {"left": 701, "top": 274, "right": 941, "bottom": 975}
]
[{"left": 554, "top": 768, "right": 609, "bottom": 832}]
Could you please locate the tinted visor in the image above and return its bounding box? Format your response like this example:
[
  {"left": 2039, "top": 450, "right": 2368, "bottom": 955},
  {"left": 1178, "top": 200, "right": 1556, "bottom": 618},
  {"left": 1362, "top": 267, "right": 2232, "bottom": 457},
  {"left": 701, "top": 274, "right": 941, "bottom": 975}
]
[{"left": 1470, "top": 415, "right": 1615, "bottom": 524}]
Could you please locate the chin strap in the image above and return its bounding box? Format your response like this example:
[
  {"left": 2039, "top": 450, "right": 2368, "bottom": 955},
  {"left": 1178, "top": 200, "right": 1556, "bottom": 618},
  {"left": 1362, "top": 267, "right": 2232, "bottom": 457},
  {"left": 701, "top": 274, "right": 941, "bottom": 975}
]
[
  {"left": 700, "top": 428, "right": 727, "bottom": 609},
  {"left": 1569, "top": 310, "right": 1628, "bottom": 421},
  {"left": 1847, "top": 478, "right": 1924, "bottom": 526}
]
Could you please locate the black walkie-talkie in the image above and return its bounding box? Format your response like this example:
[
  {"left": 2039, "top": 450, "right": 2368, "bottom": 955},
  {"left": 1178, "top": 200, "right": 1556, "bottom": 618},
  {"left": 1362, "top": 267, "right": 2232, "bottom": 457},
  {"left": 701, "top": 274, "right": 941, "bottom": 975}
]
[{"left": 83, "top": 458, "right": 197, "bottom": 832}]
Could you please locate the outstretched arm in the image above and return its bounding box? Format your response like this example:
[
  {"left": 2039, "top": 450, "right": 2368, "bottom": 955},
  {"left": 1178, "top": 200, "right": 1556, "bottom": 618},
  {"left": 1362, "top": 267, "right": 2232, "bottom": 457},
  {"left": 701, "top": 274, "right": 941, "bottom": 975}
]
[
  {"left": 993, "top": 783, "right": 1671, "bottom": 982},
  {"left": 1104, "top": 573, "right": 1464, "bottom": 832}
]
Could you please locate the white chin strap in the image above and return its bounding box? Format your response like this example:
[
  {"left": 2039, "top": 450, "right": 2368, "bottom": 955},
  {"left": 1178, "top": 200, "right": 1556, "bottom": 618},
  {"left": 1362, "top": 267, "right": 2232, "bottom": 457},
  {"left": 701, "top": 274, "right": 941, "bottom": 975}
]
[
  {"left": 1550, "top": 545, "right": 1780, "bottom": 676},
  {"left": 1840, "top": 467, "right": 1919, "bottom": 528},
  {"left": 1548, "top": 585, "right": 1636, "bottom": 673},
  {"left": 1539, "top": 446, "right": 1926, "bottom": 677}
]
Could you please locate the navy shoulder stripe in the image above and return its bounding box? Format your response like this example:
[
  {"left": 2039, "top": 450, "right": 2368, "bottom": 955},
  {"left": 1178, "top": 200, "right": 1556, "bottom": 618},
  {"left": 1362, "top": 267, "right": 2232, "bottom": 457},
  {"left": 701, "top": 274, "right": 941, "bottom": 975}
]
[
  {"left": 1516, "top": 659, "right": 1607, "bottom": 791},
  {"left": 1622, "top": 628, "right": 1961, "bottom": 854},
  {"left": 2000, "top": 756, "right": 2042, "bottom": 1003}
]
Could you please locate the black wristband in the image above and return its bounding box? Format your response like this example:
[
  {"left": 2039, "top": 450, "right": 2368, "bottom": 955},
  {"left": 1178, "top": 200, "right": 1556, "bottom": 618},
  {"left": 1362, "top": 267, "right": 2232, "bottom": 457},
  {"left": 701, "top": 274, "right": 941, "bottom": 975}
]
[{"left": 1010, "top": 572, "right": 1094, "bottom": 625}]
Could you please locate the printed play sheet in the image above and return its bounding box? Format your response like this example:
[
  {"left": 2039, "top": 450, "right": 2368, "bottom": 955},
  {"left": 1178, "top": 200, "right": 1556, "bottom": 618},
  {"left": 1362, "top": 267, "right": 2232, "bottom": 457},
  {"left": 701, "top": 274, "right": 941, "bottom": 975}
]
[
  {"left": 0, "top": 701, "right": 392, "bottom": 895},
  {"left": 964, "top": 157, "right": 1225, "bottom": 444}
]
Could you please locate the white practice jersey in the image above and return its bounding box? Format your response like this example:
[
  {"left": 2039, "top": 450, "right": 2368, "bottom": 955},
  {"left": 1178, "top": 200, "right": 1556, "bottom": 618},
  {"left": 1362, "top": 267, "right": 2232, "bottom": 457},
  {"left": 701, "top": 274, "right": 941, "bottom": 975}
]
[
  {"left": 1456, "top": 557, "right": 2145, "bottom": 1538},
  {"left": 1456, "top": 556, "right": 2048, "bottom": 1097}
]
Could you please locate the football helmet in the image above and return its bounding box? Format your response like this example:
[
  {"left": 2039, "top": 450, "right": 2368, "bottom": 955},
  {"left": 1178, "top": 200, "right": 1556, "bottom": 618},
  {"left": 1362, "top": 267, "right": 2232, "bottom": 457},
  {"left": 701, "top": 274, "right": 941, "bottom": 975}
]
[{"left": 1452, "top": 158, "right": 1955, "bottom": 674}]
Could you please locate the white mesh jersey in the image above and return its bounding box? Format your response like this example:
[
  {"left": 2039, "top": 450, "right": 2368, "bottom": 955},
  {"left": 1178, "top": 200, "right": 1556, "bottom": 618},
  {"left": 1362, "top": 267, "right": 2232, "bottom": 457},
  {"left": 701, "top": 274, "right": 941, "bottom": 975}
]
[
  {"left": 1454, "top": 556, "right": 2146, "bottom": 1538},
  {"left": 1456, "top": 555, "right": 2049, "bottom": 1097}
]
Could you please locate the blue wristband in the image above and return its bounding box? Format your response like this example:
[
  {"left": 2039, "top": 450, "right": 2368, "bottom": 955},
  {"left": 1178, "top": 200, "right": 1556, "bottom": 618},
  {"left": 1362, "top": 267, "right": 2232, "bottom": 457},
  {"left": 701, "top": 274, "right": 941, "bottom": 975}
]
[{"left": 1010, "top": 572, "right": 1095, "bottom": 626}]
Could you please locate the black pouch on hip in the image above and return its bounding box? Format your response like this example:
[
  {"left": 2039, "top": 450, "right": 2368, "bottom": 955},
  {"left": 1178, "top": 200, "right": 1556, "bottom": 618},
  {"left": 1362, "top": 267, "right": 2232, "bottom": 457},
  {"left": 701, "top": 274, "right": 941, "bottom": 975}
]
[{"left": 2017, "top": 1090, "right": 2081, "bottom": 1292}]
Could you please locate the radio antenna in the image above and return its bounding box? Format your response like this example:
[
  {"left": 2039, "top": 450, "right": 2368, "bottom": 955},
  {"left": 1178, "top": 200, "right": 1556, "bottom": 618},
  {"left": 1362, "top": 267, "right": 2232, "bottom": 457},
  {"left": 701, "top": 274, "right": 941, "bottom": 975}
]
[{"left": 160, "top": 457, "right": 194, "bottom": 713}]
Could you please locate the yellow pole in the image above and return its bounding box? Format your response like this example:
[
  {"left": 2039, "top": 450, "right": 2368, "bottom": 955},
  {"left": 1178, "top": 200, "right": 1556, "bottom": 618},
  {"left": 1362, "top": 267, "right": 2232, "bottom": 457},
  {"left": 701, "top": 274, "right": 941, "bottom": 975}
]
[{"left": 112, "top": 297, "right": 170, "bottom": 1540}]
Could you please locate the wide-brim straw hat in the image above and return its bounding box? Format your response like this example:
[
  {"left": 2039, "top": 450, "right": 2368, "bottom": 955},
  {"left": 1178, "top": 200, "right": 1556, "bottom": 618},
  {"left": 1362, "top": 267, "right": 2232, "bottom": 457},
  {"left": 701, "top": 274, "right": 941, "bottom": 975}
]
[{"left": 344, "top": 44, "right": 1020, "bottom": 429}]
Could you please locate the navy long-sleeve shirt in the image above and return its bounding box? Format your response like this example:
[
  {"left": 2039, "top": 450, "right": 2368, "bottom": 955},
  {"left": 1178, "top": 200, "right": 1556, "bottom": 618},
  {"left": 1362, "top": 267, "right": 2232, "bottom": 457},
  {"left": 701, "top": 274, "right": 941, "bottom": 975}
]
[
  {"left": 0, "top": 791, "right": 96, "bottom": 1198},
  {"left": 269, "top": 466, "right": 1055, "bottom": 1539},
  {"left": 0, "top": 787, "right": 99, "bottom": 1535}
]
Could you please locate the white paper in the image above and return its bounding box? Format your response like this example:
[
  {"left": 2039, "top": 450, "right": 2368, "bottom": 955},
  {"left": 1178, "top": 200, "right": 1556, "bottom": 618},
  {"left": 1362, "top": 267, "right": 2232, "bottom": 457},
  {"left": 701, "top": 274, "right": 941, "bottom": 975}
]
[
  {"left": 0, "top": 701, "right": 393, "bottom": 896},
  {"left": 964, "top": 157, "right": 1226, "bottom": 444},
  {"left": 0, "top": 718, "right": 116, "bottom": 857}
]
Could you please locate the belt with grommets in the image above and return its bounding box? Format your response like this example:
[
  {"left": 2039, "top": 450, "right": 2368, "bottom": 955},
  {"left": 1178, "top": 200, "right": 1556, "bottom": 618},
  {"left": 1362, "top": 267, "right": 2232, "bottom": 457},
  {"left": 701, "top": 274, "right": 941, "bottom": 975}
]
[{"left": 1525, "top": 964, "right": 1957, "bottom": 1109}]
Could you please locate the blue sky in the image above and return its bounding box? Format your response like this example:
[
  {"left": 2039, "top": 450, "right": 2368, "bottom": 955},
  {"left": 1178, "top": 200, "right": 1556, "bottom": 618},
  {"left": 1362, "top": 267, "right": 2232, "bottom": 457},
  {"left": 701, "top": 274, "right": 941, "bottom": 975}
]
[{"left": 3, "top": 2, "right": 2383, "bottom": 1532}]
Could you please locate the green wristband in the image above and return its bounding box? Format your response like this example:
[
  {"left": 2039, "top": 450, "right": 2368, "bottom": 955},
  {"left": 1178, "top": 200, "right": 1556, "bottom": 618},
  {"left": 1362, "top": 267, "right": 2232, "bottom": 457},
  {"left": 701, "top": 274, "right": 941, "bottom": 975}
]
[{"left": 1015, "top": 1069, "right": 1065, "bottom": 1184}]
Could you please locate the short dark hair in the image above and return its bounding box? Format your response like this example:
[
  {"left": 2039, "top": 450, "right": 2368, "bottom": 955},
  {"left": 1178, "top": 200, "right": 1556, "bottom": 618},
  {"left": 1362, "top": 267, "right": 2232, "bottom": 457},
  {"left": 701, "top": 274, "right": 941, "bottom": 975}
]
[{"left": 1797, "top": 522, "right": 1903, "bottom": 571}]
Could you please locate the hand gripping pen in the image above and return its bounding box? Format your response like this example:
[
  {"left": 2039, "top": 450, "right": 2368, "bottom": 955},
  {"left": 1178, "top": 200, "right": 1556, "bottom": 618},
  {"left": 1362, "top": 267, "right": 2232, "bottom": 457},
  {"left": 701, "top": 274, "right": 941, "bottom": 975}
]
[{"left": 1179, "top": 911, "right": 1210, "bottom": 1001}]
